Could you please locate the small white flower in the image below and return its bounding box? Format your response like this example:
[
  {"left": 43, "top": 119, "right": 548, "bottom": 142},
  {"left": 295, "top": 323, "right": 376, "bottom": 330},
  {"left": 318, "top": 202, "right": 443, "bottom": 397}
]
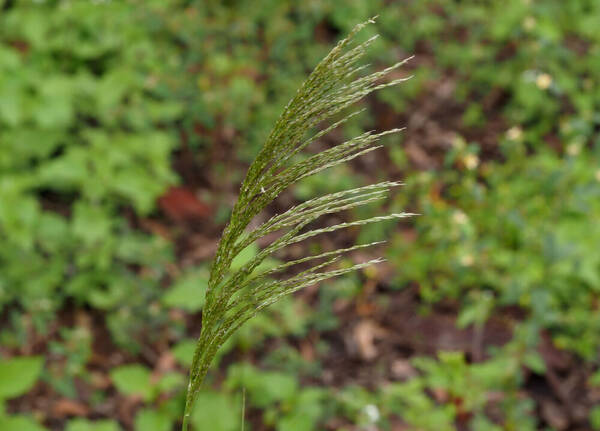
[
  {"left": 523, "top": 16, "right": 536, "bottom": 31},
  {"left": 506, "top": 126, "right": 523, "bottom": 141},
  {"left": 463, "top": 154, "right": 479, "bottom": 170},
  {"left": 364, "top": 404, "right": 380, "bottom": 423},
  {"left": 536, "top": 73, "right": 552, "bottom": 90},
  {"left": 566, "top": 142, "right": 581, "bottom": 156},
  {"left": 453, "top": 210, "right": 468, "bottom": 225},
  {"left": 460, "top": 254, "right": 474, "bottom": 267}
]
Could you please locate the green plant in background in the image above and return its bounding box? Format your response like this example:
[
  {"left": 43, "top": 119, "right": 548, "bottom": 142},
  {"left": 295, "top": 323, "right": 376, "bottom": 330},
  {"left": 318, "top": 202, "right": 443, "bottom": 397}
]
[
  {"left": 0, "top": 0, "right": 178, "bottom": 349},
  {"left": 0, "top": 356, "right": 45, "bottom": 430},
  {"left": 109, "top": 364, "right": 184, "bottom": 431},
  {"left": 182, "top": 18, "right": 413, "bottom": 430},
  {"left": 66, "top": 419, "right": 122, "bottom": 431},
  {"left": 226, "top": 363, "right": 326, "bottom": 431},
  {"left": 378, "top": 350, "right": 535, "bottom": 431},
  {"left": 390, "top": 141, "right": 600, "bottom": 358},
  {"left": 47, "top": 327, "right": 93, "bottom": 398}
]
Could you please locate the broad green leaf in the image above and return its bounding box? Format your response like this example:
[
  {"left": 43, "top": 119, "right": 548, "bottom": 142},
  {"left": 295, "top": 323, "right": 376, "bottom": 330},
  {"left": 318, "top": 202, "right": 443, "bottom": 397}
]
[
  {"left": 0, "top": 415, "right": 47, "bottom": 431},
  {"left": 228, "top": 365, "right": 298, "bottom": 408},
  {"left": 230, "top": 243, "right": 280, "bottom": 274},
  {"left": 256, "top": 372, "right": 298, "bottom": 406},
  {"left": 71, "top": 202, "right": 112, "bottom": 246},
  {"left": 171, "top": 339, "right": 196, "bottom": 367},
  {"left": 0, "top": 356, "right": 44, "bottom": 399},
  {"left": 192, "top": 391, "right": 240, "bottom": 431},
  {"left": 523, "top": 351, "right": 546, "bottom": 374},
  {"left": 109, "top": 364, "right": 153, "bottom": 401},
  {"left": 278, "top": 412, "right": 314, "bottom": 431},
  {"left": 162, "top": 271, "right": 208, "bottom": 312},
  {"left": 66, "top": 419, "right": 122, "bottom": 431},
  {"left": 279, "top": 389, "right": 325, "bottom": 431},
  {"left": 156, "top": 372, "right": 184, "bottom": 393},
  {"left": 230, "top": 243, "right": 259, "bottom": 272},
  {"left": 134, "top": 408, "right": 171, "bottom": 431}
]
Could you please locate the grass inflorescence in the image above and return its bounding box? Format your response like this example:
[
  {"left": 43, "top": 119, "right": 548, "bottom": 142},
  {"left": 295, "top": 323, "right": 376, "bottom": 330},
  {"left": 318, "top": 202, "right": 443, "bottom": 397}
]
[{"left": 182, "top": 17, "right": 414, "bottom": 430}]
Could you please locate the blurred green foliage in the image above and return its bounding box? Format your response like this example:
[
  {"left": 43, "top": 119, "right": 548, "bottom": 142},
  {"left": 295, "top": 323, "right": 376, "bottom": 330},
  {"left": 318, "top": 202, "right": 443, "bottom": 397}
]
[
  {"left": 1, "top": 0, "right": 599, "bottom": 430},
  {"left": 0, "top": 356, "right": 44, "bottom": 430},
  {"left": 391, "top": 143, "right": 600, "bottom": 358},
  {"left": 0, "top": 0, "right": 179, "bottom": 347}
]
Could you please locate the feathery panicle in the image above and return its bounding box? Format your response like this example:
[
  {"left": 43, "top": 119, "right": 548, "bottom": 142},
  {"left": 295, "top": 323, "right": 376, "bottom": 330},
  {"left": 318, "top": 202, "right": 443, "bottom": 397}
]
[{"left": 182, "top": 17, "right": 414, "bottom": 430}]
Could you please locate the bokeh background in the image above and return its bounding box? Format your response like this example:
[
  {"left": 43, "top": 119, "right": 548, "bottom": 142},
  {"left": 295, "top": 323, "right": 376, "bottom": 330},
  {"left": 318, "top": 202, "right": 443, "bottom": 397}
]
[{"left": 1, "top": 1, "right": 600, "bottom": 430}]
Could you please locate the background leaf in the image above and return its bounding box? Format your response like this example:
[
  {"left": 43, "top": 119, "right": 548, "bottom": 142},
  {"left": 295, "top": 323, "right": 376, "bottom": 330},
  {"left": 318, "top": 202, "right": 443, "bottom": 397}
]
[
  {"left": 109, "top": 365, "right": 153, "bottom": 401},
  {"left": 0, "top": 357, "right": 43, "bottom": 399}
]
